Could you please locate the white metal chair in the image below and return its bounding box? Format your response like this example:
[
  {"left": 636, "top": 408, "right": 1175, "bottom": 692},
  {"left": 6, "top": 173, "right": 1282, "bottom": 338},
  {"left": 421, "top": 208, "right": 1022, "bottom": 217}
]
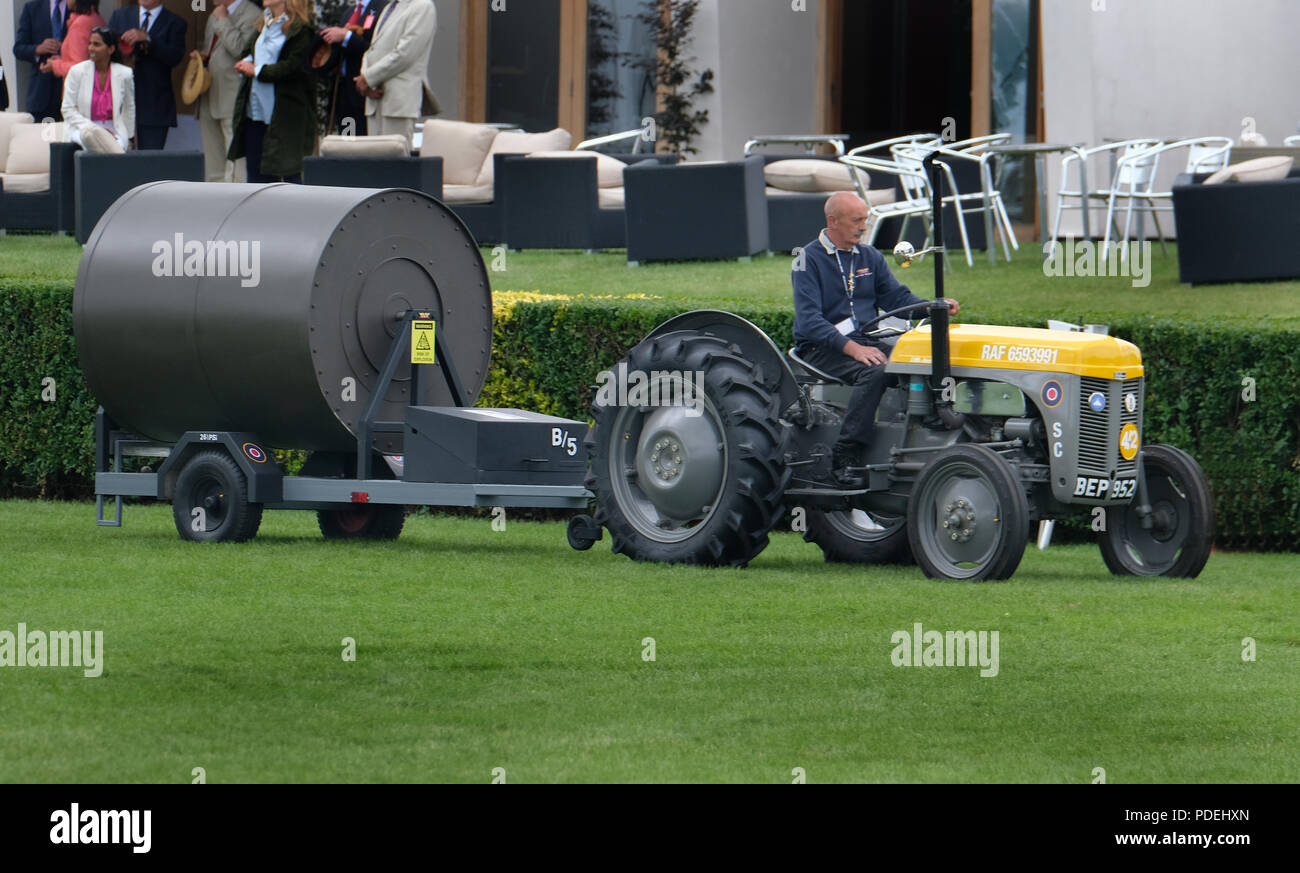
[
  {"left": 839, "top": 153, "right": 951, "bottom": 271},
  {"left": 842, "top": 134, "right": 939, "bottom": 201},
  {"left": 1051, "top": 139, "right": 1161, "bottom": 256},
  {"left": 576, "top": 128, "right": 649, "bottom": 155},
  {"left": 942, "top": 134, "right": 1020, "bottom": 255},
  {"left": 1104, "top": 137, "right": 1232, "bottom": 258},
  {"left": 896, "top": 136, "right": 1018, "bottom": 265}
]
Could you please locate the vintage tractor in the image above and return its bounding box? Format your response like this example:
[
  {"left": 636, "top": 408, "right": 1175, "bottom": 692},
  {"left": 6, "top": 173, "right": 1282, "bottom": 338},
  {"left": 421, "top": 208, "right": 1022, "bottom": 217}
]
[{"left": 581, "top": 152, "right": 1214, "bottom": 580}]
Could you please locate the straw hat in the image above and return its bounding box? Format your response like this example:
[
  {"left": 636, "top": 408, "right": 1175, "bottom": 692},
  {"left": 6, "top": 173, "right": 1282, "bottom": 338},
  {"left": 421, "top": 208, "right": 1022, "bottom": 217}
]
[{"left": 181, "top": 53, "right": 211, "bottom": 104}]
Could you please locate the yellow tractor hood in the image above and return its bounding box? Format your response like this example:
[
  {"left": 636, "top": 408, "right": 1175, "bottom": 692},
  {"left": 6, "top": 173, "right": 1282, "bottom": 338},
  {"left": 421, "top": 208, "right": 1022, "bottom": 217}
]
[{"left": 891, "top": 324, "right": 1144, "bottom": 380}]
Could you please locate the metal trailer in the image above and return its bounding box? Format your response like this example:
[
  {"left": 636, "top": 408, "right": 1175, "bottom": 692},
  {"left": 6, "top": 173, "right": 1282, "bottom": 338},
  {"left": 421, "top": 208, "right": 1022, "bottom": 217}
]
[{"left": 79, "top": 181, "right": 601, "bottom": 548}]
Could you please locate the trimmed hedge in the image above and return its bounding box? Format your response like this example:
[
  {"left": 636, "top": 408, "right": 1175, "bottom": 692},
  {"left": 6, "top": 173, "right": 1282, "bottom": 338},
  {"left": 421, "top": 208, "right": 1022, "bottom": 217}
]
[{"left": 3, "top": 282, "right": 1297, "bottom": 549}]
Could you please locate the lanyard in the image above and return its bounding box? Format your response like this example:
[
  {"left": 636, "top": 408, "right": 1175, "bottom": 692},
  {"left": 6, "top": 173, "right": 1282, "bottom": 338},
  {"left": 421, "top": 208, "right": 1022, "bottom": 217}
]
[
  {"left": 834, "top": 247, "right": 858, "bottom": 328},
  {"left": 833, "top": 247, "right": 855, "bottom": 299}
]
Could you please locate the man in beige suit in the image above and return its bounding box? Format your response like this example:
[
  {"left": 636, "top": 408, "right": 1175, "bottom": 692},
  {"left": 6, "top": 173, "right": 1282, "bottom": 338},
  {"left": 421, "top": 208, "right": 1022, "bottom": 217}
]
[
  {"left": 355, "top": 0, "right": 435, "bottom": 149},
  {"left": 194, "top": 0, "right": 260, "bottom": 181}
]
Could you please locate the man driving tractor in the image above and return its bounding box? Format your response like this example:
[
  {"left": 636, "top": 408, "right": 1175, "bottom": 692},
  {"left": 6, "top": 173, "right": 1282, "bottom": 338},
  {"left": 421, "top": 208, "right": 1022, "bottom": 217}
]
[{"left": 792, "top": 191, "right": 960, "bottom": 488}]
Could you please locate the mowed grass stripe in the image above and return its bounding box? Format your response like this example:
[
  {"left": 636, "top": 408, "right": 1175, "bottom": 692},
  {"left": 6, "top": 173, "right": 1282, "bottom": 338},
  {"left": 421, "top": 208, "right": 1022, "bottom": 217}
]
[{"left": 0, "top": 500, "right": 1296, "bottom": 782}]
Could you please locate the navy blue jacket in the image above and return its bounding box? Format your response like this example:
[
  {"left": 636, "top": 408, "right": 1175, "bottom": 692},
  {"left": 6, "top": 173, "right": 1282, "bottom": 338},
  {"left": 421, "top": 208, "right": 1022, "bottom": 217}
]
[
  {"left": 108, "top": 3, "right": 186, "bottom": 128},
  {"left": 13, "top": 0, "right": 65, "bottom": 120},
  {"left": 793, "top": 232, "right": 926, "bottom": 354}
]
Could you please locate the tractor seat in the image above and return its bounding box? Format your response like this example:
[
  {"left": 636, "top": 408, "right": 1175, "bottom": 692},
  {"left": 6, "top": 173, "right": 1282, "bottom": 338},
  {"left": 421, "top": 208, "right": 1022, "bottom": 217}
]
[{"left": 788, "top": 347, "right": 846, "bottom": 385}]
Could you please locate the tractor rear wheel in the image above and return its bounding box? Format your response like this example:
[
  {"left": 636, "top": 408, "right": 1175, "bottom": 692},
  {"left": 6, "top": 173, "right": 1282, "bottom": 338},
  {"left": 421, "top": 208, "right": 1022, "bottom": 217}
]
[
  {"left": 317, "top": 504, "right": 406, "bottom": 540},
  {"left": 906, "top": 444, "right": 1028, "bottom": 581},
  {"left": 1098, "top": 444, "right": 1214, "bottom": 577},
  {"left": 173, "top": 450, "right": 263, "bottom": 543},
  {"left": 587, "top": 331, "right": 790, "bottom": 566},
  {"left": 804, "top": 508, "right": 912, "bottom": 564}
]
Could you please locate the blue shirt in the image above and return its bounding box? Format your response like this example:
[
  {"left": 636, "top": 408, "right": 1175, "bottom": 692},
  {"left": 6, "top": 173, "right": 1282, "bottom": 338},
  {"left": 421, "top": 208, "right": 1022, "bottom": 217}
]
[
  {"left": 245, "top": 12, "right": 288, "bottom": 123},
  {"left": 792, "top": 230, "right": 925, "bottom": 353}
]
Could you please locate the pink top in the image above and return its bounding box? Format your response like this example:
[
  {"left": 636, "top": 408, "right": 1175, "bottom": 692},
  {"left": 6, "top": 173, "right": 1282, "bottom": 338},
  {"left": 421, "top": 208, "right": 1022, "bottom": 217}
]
[
  {"left": 90, "top": 69, "right": 112, "bottom": 123},
  {"left": 49, "top": 12, "right": 107, "bottom": 79}
]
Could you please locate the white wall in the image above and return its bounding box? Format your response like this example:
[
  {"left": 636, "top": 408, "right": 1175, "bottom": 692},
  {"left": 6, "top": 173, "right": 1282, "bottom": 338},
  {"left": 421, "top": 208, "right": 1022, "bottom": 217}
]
[
  {"left": 1043, "top": 0, "right": 1300, "bottom": 237},
  {"left": 428, "top": 0, "right": 457, "bottom": 120},
  {"left": 679, "top": 0, "right": 820, "bottom": 162}
]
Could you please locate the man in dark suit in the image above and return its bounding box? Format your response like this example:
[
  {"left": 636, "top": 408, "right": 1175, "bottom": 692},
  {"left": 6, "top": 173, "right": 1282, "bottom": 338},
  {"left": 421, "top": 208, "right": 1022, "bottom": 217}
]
[
  {"left": 108, "top": 0, "right": 186, "bottom": 149},
  {"left": 319, "top": 0, "right": 388, "bottom": 136},
  {"left": 13, "top": 0, "right": 68, "bottom": 121}
]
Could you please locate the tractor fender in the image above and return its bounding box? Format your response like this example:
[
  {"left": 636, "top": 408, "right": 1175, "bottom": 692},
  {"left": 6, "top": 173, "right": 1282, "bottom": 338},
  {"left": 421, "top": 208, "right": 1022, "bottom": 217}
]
[{"left": 641, "top": 310, "right": 800, "bottom": 412}]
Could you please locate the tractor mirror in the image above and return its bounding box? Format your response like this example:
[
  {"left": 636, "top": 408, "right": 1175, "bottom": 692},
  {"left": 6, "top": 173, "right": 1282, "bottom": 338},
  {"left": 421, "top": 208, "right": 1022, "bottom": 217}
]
[{"left": 893, "top": 241, "right": 917, "bottom": 268}]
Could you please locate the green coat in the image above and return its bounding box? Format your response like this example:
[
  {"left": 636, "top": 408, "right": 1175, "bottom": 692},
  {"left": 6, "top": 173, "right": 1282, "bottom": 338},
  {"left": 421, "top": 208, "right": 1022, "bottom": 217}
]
[{"left": 228, "top": 19, "right": 317, "bottom": 178}]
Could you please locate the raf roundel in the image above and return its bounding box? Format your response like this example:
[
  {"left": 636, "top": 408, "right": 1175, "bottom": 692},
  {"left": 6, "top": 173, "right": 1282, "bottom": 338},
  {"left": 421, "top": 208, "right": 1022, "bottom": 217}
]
[
  {"left": 1089, "top": 391, "right": 1107, "bottom": 412},
  {"left": 242, "top": 442, "right": 267, "bottom": 464},
  {"left": 1041, "top": 380, "right": 1063, "bottom": 408}
]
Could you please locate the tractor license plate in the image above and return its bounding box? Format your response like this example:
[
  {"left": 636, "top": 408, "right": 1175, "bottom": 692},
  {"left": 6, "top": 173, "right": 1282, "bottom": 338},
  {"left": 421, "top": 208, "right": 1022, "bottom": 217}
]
[{"left": 1073, "top": 477, "right": 1137, "bottom": 499}]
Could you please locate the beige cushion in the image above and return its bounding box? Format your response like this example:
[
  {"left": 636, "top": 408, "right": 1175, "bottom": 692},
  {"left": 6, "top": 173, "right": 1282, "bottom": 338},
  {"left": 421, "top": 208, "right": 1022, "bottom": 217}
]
[
  {"left": 865, "top": 187, "right": 897, "bottom": 207},
  {"left": 527, "top": 149, "right": 626, "bottom": 188},
  {"left": 0, "top": 112, "right": 36, "bottom": 173},
  {"left": 476, "top": 127, "right": 572, "bottom": 186},
  {"left": 0, "top": 171, "right": 50, "bottom": 193},
  {"left": 597, "top": 186, "right": 624, "bottom": 209},
  {"left": 763, "top": 185, "right": 897, "bottom": 208},
  {"left": 420, "top": 119, "right": 497, "bottom": 186},
  {"left": 80, "top": 125, "right": 124, "bottom": 155},
  {"left": 441, "top": 183, "right": 494, "bottom": 204},
  {"left": 319, "top": 134, "right": 409, "bottom": 158},
  {"left": 764, "top": 158, "right": 867, "bottom": 192},
  {"left": 1202, "top": 155, "right": 1294, "bottom": 185},
  {"left": 6, "top": 122, "right": 64, "bottom": 175}
]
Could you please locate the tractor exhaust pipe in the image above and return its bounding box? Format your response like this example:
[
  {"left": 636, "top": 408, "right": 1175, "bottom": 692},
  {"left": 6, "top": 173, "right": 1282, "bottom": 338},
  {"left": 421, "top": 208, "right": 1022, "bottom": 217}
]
[{"left": 921, "top": 150, "right": 965, "bottom": 431}]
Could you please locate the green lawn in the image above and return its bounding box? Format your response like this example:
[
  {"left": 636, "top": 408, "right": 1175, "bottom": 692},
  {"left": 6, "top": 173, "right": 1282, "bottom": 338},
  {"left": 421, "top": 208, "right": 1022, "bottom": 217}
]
[
  {"left": 1, "top": 499, "right": 1296, "bottom": 783},
  {"left": 5, "top": 233, "right": 1299, "bottom": 325}
]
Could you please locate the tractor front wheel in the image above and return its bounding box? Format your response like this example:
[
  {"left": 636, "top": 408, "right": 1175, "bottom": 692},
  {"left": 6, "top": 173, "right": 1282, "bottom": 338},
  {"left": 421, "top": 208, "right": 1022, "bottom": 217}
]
[
  {"left": 1098, "top": 444, "right": 1214, "bottom": 577},
  {"left": 906, "top": 444, "right": 1028, "bottom": 581}
]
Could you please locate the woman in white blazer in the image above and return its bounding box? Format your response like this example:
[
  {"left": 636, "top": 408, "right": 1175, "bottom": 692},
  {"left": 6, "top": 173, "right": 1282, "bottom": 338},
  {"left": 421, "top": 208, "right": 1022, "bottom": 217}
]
[{"left": 61, "top": 26, "right": 135, "bottom": 152}]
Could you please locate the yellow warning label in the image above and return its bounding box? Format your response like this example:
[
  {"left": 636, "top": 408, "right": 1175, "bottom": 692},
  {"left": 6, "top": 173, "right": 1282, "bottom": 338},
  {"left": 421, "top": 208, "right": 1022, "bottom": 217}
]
[{"left": 411, "top": 320, "right": 436, "bottom": 364}]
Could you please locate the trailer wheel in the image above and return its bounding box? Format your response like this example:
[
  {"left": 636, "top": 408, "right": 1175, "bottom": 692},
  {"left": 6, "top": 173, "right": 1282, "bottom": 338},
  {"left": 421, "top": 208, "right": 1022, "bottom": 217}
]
[
  {"left": 173, "top": 450, "right": 263, "bottom": 543},
  {"left": 907, "top": 444, "right": 1028, "bottom": 581},
  {"left": 586, "top": 331, "right": 790, "bottom": 567},
  {"left": 803, "top": 508, "right": 913, "bottom": 564},
  {"left": 566, "top": 514, "right": 601, "bottom": 551},
  {"left": 318, "top": 504, "right": 406, "bottom": 540},
  {"left": 1098, "top": 444, "right": 1214, "bottom": 577}
]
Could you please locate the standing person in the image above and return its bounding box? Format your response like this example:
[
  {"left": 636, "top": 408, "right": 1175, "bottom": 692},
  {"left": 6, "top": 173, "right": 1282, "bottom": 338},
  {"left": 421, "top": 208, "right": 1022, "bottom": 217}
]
[
  {"left": 355, "top": 0, "right": 436, "bottom": 149},
  {"left": 793, "top": 192, "right": 959, "bottom": 487},
  {"left": 193, "top": 0, "right": 260, "bottom": 181},
  {"left": 13, "top": 0, "right": 67, "bottom": 121},
  {"left": 228, "top": 0, "right": 316, "bottom": 184},
  {"left": 61, "top": 26, "right": 134, "bottom": 152},
  {"left": 107, "top": 0, "right": 186, "bottom": 149},
  {"left": 45, "top": 0, "right": 106, "bottom": 80},
  {"left": 318, "top": 0, "right": 388, "bottom": 135}
]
